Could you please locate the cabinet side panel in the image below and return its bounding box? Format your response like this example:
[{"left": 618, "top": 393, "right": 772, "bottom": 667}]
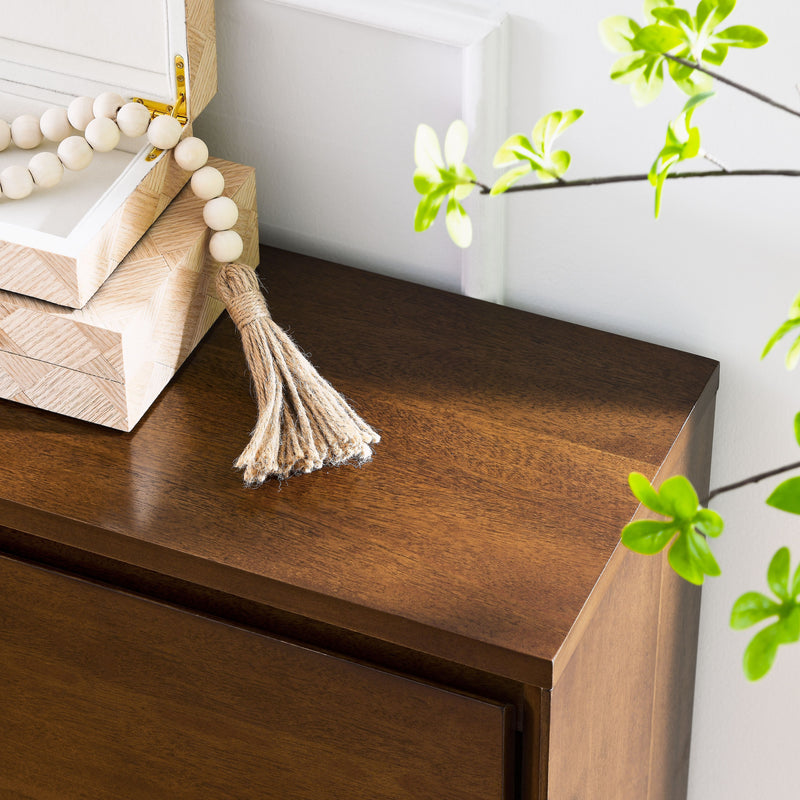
[
  {"left": 546, "top": 390, "right": 715, "bottom": 800},
  {"left": 547, "top": 545, "right": 662, "bottom": 798},
  {"left": 646, "top": 396, "right": 716, "bottom": 800}
]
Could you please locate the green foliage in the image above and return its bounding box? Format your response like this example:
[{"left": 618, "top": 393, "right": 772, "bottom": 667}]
[
  {"left": 731, "top": 548, "right": 800, "bottom": 680},
  {"left": 413, "top": 120, "right": 476, "bottom": 248},
  {"left": 761, "top": 290, "right": 800, "bottom": 369},
  {"left": 761, "top": 412, "right": 800, "bottom": 514},
  {"left": 648, "top": 92, "right": 712, "bottom": 216},
  {"left": 491, "top": 109, "right": 583, "bottom": 195},
  {"left": 600, "top": 0, "right": 767, "bottom": 104},
  {"left": 622, "top": 472, "right": 723, "bottom": 584}
]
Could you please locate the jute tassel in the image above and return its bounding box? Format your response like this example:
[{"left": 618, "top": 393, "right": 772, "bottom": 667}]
[{"left": 215, "top": 262, "right": 380, "bottom": 485}]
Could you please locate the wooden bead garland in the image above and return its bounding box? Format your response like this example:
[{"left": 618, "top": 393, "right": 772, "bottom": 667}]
[
  {"left": 0, "top": 94, "right": 380, "bottom": 482},
  {"left": 11, "top": 114, "right": 43, "bottom": 150},
  {"left": 40, "top": 107, "right": 73, "bottom": 142}
]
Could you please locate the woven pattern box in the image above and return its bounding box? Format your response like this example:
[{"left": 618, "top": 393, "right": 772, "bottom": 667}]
[
  {"left": 0, "top": 0, "right": 217, "bottom": 308},
  {"left": 0, "top": 159, "right": 257, "bottom": 431}
]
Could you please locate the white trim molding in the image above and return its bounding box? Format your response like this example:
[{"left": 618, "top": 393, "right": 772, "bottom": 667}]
[
  {"left": 263, "top": 0, "right": 506, "bottom": 46},
  {"left": 263, "top": 0, "right": 510, "bottom": 303},
  {"left": 459, "top": 15, "right": 509, "bottom": 303}
]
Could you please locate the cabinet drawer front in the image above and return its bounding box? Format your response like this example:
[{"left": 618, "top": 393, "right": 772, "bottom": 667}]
[{"left": 0, "top": 554, "right": 513, "bottom": 800}]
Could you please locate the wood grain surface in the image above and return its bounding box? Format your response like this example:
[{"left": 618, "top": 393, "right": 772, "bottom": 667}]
[
  {"left": 0, "top": 553, "right": 513, "bottom": 800},
  {"left": 0, "top": 246, "right": 719, "bottom": 689}
]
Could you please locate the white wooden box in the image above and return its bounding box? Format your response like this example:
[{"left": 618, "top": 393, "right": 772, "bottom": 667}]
[
  {"left": 0, "top": 159, "right": 258, "bottom": 431},
  {"left": 0, "top": 0, "right": 217, "bottom": 308}
]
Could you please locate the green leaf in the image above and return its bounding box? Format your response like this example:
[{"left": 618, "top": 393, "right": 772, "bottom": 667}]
[
  {"left": 778, "top": 605, "right": 800, "bottom": 643},
  {"left": 643, "top": 0, "right": 676, "bottom": 25},
  {"left": 610, "top": 53, "right": 650, "bottom": 82},
  {"left": 702, "top": 41, "right": 729, "bottom": 65},
  {"left": 652, "top": 158, "right": 674, "bottom": 217},
  {"left": 452, "top": 162, "right": 476, "bottom": 201},
  {"left": 682, "top": 126, "right": 701, "bottom": 159},
  {"left": 658, "top": 474, "right": 699, "bottom": 519},
  {"left": 714, "top": 25, "right": 768, "bottom": 48},
  {"left": 547, "top": 150, "right": 571, "bottom": 179},
  {"left": 631, "top": 58, "right": 665, "bottom": 105},
  {"left": 743, "top": 623, "right": 780, "bottom": 680},
  {"left": 731, "top": 592, "right": 780, "bottom": 630},
  {"left": 444, "top": 120, "right": 469, "bottom": 166},
  {"left": 766, "top": 477, "right": 800, "bottom": 516},
  {"left": 531, "top": 109, "right": 583, "bottom": 155},
  {"left": 696, "top": 0, "right": 736, "bottom": 33},
  {"left": 493, "top": 134, "right": 539, "bottom": 168},
  {"left": 792, "top": 562, "right": 800, "bottom": 599},
  {"left": 633, "top": 24, "right": 686, "bottom": 53},
  {"left": 413, "top": 169, "right": 440, "bottom": 196},
  {"left": 795, "top": 412, "right": 800, "bottom": 450},
  {"left": 445, "top": 196, "right": 472, "bottom": 248},
  {"left": 413, "top": 186, "right": 448, "bottom": 232},
  {"left": 786, "top": 335, "right": 800, "bottom": 370},
  {"left": 767, "top": 547, "right": 791, "bottom": 600},
  {"left": 599, "top": 16, "right": 641, "bottom": 53},
  {"left": 651, "top": 7, "right": 694, "bottom": 30},
  {"left": 674, "top": 67, "right": 714, "bottom": 96},
  {"left": 694, "top": 508, "right": 724, "bottom": 537},
  {"left": 414, "top": 124, "right": 444, "bottom": 171},
  {"left": 490, "top": 163, "right": 533, "bottom": 195},
  {"left": 761, "top": 318, "right": 800, "bottom": 360},
  {"left": 668, "top": 528, "right": 719, "bottom": 585},
  {"left": 683, "top": 90, "right": 715, "bottom": 114},
  {"left": 622, "top": 519, "right": 679, "bottom": 554},
  {"left": 629, "top": 471, "right": 671, "bottom": 515}
]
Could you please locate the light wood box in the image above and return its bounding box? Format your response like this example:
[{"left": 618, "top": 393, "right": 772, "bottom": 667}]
[
  {"left": 0, "top": 0, "right": 217, "bottom": 308},
  {"left": 0, "top": 158, "right": 257, "bottom": 431}
]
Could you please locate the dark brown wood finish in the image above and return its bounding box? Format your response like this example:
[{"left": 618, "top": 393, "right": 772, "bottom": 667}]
[
  {"left": 0, "top": 246, "right": 717, "bottom": 687},
  {"left": 0, "top": 246, "right": 719, "bottom": 798},
  {"left": 0, "top": 554, "right": 512, "bottom": 800}
]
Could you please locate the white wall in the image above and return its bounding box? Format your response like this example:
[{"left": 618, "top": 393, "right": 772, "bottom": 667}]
[{"left": 196, "top": 1, "right": 800, "bottom": 796}]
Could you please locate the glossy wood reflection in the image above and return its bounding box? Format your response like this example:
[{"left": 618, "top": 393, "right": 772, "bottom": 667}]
[{"left": 0, "top": 245, "right": 719, "bottom": 799}]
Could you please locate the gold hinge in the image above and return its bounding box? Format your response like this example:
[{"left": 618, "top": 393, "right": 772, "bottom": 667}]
[{"left": 131, "top": 55, "right": 188, "bottom": 161}]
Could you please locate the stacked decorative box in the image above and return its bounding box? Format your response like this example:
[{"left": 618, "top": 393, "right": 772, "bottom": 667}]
[{"left": 0, "top": 0, "right": 259, "bottom": 430}]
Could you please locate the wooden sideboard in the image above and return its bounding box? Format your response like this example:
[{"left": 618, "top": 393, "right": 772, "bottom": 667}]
[{"left": 0, "top": 246, "right": 719, "bottom": 799}]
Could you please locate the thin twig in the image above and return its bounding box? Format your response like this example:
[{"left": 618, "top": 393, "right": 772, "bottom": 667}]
[
  {"left": 476, "top": 169, "right": 800, "bottom": 195},
  {"left": 663, "top": 53, "right": 800, "bottom": 119},
  {"left": 705, "top": 460, "right": 800, "bottom": 504}
]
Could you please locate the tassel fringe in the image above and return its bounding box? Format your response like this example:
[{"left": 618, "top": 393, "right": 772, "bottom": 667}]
[{"left": 215, "top": 263, "right": 380, "bottom": 485}]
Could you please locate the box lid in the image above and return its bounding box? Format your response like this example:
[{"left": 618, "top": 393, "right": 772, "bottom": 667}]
[{"left": 0, "top": 0, "right": 217, "bottom": 307}]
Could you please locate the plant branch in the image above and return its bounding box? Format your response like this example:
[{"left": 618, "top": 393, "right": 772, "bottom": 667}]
[
  {"left": 705, "top": 461, "right": 800, "bottom": 504},
  {"left": 663, "top": 53, "right": 800, "bottom": 119},
  {"left": 476, "top": 169, "right": 800, "bottom": 195}
]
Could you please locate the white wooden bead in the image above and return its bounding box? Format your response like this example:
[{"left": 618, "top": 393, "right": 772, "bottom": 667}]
[
  {"left": 209, "top": 230, "right": 244, "bottom": 263},
  {"left": 116, "top": 102, "right": 151, "bottom": 138},
  {"left": 28, "top": 152, "right": 64, "bottom": 188},
  {"left": 0, "top": 165, "right": 34, "bottom": 199},
  {"left": 0, "top": 120, "right": 10, "bottom": 152},
  {"left": 58, "top": 136, "right": 93, "bottom": 171},
  {"left": 147, "top": 115, "right": 183, "bottom": 150},
  {"left": 174, "top": 137, "right": 208, "bottom": 172},
  {"left": 67, "top": 96, "right": 95, "bottom": 131},
  {"left": 11, "top": 115, "right": 43, "bottom": 149},
  {"left": 39, "top": 107, "right": 73, "bottom": 142},
  {"left": 93, "top": 91, "right": 124, "bottom": 120},
  {"left": 191, "top": 166, "right": 225, "bottom": 200},
  {"left": 203, "top": 196, "right": 239, "bottom": 231},
  {"left": 85, "top": 117, "right": 121, "bottom": 152}
]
